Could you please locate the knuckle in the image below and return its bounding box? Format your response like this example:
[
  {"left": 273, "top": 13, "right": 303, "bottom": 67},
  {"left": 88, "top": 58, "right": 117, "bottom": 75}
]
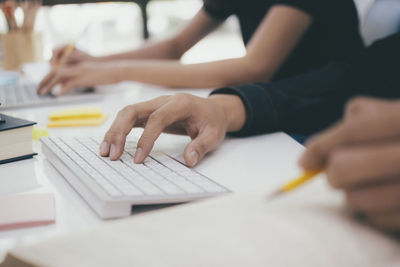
[
  {"left": 105, "top": 130, "right": 122, "bottom": 140},
  {"left": 173, "top": 93, "right": 192, "bottom": 104},
  {"left": 174, "top": 92, "right": 190, "bottom": 99},
  {"left": 346, "top": 97, "right": 375, "bottom": 116},
  {"left": 326, "top": 151, "right": 349, "bottom": 188},
  {"left": 103, "top": 132, "right": 114, "bottom": 142},
  {"left": 176, "top": 94, "right": 195, "bottom": 112},
  {"left": 154, "top": 95, "right": 170, "bottom": 102},
  {"left": 305, "top": 139, "right": 325, "bottom": 161},
  {"left": 137, "top": 135, "right": 154, "bottom": 150},
  {"left": 341, "top": 110, "right": 371, "bottom": 141},
  {"left": 118, "top": 105, "right": 136, "bottom": 118},
  {"left": 148, "top": 111, "right": 165, "bottom": 125},
  {"left": 345, "top": 97, "right": 381, "bottom": 121},
  {"left": 207, "top": 129, "right": 221, "bottom": 142},
  {"left": 108, "top": 133, "right": 125, "bottom": 145}
]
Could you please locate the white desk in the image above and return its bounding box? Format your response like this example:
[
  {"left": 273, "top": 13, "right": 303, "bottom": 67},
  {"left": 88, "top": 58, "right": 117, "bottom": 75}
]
[{"left": 0, "top": 82, "right": 304, "bottom": 261}]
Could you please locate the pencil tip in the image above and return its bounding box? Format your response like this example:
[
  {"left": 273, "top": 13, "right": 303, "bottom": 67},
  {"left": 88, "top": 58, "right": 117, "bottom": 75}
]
[{"left": 266, "top": 189, "right": 283, "bottom": 201}]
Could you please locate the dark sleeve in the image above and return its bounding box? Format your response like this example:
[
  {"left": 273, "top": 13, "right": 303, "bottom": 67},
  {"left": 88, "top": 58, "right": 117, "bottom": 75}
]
[
  {"left": 202, "top": 0, "right": 238, "bottom": 20},
  {"left": 271, "top": 0, "right": 356, "bottom": 21},
  {"left": 271, "top": 0, "right": 320, "bottom": 18},
  {"left": 210, "top": 33, "right": 400, "bottom": 136}
]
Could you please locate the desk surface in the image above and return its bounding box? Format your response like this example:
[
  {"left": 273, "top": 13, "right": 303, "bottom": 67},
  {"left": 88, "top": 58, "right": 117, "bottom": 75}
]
[{"left": 0, "top": 80, "right": 304, "bottom": 260}]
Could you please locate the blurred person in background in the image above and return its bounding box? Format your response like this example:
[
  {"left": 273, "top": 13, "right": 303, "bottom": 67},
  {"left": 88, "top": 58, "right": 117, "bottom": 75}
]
[{"left": 37, "top": 0, "right": 363, "bottom": 95}]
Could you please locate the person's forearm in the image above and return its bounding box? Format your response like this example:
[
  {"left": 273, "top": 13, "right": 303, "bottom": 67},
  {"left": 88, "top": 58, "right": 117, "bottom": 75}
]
[
  {"left": 92, "top": 10, "right": 222, "bottom": 63},
  {"left": 211, "top": 33, "right": 400, "bottom": 136},
  {"left": 92, "top": 38, "right": 183, "bottom": 62},
  {"left": 212, "top": 62, "right": 384, "bottom": 137},
  {"left": 109, "top": 57, "right": 270, "bottom": 89}
]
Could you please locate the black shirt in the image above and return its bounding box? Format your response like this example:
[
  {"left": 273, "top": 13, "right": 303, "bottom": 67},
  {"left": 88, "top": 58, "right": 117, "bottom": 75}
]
[
  {"left": 211, "top": 33, "right": 400, "bottom": 136},
  {"left": 203, "top": 0, "right": 364, "bottom": 81}
]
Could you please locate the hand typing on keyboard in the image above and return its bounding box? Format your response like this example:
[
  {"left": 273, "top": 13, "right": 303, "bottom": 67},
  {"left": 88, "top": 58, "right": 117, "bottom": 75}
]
[
  {"left": 43, "top": 136, "right": 229, "bottom": 218},
  {"left": 100, "top": 93, "right": 246, "bottom": 167}
]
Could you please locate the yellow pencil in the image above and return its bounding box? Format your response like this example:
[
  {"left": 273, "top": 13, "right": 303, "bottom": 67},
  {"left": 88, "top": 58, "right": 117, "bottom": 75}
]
[
  {"left": 54, "top": 23, "right": 93, "bottom": 68},
  {"left": 268, "top": 169, "right": 323, "bottom": 200},
  {"left": 55, "top": 43, "right": 75, "bottom": 67}
]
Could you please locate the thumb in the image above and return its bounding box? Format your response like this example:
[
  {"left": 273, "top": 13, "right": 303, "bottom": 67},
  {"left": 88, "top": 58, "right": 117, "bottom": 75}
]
[{"left": 183, "top": 129, "right": 220, "bottom": 167}]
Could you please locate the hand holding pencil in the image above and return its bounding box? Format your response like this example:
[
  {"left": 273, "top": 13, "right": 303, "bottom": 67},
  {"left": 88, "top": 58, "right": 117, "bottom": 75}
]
[
  {"left": 35, "top": 43, "right": 75, "bottom": 95},
  {"left": 292, "top": 97, "right": 400, "bottom": 233},
  {"left": 37, "top": 26, "right": 97, "bottom": 96},
  {"left": 37, "top": 43, "right": 106, "bottom": 96},
  {"left": 54, "top": 43, "right": 76, "bottom": 67},
  {"left": 49, "top": 44, "right": 93, "bottom": 67}
]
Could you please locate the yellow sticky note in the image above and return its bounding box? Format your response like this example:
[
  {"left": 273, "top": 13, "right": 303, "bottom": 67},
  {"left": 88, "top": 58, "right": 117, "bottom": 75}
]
[
  {"left": 47, "top": 114, "right": 108, "bottom": 128},
  {"left": 32, "top": 126, "right": 49, "bottom": 140},
  {"left": 49, "top": 107, "right": 103, "bottom": 120}
]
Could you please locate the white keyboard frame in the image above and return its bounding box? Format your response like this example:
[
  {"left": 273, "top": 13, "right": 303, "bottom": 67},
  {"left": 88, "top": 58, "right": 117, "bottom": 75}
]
[{"left": 41, "top": 137, "right": 230, "bottom": 219}]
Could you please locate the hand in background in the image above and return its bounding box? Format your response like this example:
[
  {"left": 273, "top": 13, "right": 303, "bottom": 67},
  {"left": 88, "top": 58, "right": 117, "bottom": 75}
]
[
  {"left": 299, "top": 97, "right": 400, "bottom": 233},
  {"left": 36, "top": 62, "right": 115, "bottom": 96},
  {"left": 100, "top": 93, "right": 246, "bottom": 167},
  {"left": 50, "top": 45, "right": 94, "bottom": 66}
]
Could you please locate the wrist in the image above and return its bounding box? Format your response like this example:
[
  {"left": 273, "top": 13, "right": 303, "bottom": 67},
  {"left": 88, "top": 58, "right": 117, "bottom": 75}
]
[
  {"left": 209, "top": 94, "right": 246, "bottom": 132},
  {"left": 105, "top": 62, "right": 130, "bottom": 84}
]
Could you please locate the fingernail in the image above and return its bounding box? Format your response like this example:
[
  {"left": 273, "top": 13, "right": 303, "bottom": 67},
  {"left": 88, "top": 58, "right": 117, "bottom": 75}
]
[
  {"left": 100, "top": 141, "right": 108, "bottom": 155},
  {"left": 134, "top": 147, "right": 143, "bottom": 163},
  {"left": 189, "top": 151, "right": 199, "bottom": 167},
  {"left": 110, "top": 144, "right": 117, "bottom": 159}
]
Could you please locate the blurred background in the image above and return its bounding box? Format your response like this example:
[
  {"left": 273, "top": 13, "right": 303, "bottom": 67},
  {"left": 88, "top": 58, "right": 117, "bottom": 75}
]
[
  {"left": 0, "top": 0, "right": 246, "bottom": 63},
  {"left": 0, "top": 0, "right": 377, "bottom": 64}
]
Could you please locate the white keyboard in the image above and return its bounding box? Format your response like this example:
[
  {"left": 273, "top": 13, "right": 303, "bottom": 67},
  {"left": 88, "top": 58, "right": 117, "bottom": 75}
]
[
  {"left": 0, "top": 82, "right": 99, "bottom": 110},
  {"left": 41, "top": 137, "right": 230, "bottom": 219}
]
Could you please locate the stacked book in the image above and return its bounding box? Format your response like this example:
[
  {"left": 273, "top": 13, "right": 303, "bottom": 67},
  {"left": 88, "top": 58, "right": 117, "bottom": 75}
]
[{"left": 0, "top": 113, "right": 36, "bottom": 164}]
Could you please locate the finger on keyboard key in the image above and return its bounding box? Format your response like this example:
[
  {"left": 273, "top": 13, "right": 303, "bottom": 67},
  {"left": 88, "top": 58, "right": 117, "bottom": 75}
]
[{"left": 44, "top": 136, "right": 229, "bottom": 219}]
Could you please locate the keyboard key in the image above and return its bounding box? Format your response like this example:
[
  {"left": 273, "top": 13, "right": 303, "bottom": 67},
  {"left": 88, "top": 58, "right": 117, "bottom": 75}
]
[{"left": 45, "top": 137, "right": 229, "bottom": 205}]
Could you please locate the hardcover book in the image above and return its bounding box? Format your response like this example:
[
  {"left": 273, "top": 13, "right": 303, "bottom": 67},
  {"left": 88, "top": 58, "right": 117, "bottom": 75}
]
[{"left": 0, "top": 113, "right": 37, "bottom": 164}]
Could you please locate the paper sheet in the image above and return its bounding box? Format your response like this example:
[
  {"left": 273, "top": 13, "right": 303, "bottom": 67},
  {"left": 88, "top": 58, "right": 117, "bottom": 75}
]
[
  {"left": 2, "top": 178, "right": 400, "bottom": 267},
  {"left": 0, "top": 194, "right": 55, "bottom": 231}
]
